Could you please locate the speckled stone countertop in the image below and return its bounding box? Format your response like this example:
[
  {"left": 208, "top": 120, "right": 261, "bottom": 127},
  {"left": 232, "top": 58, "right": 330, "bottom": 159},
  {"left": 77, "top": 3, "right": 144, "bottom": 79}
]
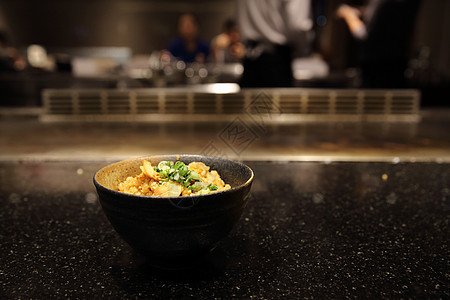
[{"left": 1, "top": 160, "right": 448, "bottom": 298}]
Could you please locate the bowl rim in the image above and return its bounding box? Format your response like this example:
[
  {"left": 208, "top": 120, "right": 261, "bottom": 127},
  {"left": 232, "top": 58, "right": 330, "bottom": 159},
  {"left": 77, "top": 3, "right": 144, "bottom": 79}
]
[{"left": 93, "top": 154, "right": 254, "bottom": 200}]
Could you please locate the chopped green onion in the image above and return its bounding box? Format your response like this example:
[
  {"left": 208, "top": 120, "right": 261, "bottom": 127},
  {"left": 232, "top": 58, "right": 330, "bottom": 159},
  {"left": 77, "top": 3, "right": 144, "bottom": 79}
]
[
  {"left": 208, "top": 184, "right": 218, "bottom": 191},
  {"left": 154, "top": 160, "right": 202, "bottom": 188}
]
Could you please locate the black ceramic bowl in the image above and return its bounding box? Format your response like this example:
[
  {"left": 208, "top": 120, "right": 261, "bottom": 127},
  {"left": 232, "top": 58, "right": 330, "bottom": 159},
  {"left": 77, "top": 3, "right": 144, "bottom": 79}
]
[{"left": 93, "top": 154, "right": 253, "bottom": 267}]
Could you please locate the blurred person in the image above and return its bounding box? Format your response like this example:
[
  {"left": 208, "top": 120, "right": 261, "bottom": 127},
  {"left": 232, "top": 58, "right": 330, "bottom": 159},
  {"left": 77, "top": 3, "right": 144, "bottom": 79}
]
[
  {"left": 236, "top": 0, "right": 313, "bottom": 87},
  {"left": 0, "top": 30, "right": 26, "bottom": 72},
  {"left": 337, "top": 0, "right": 421, "bottom": 88},
  {"left": 210, "top": 19, "right": 245, "bottom": 64},
  {"left": 166, "top": 13, "right": 210, "bottom": 64}
]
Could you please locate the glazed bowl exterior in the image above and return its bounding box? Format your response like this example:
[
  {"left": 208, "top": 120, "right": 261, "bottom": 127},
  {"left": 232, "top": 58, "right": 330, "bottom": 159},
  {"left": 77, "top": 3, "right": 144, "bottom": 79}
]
[{"left": 93, "top": 154, "right": 253, "bottom": 262}]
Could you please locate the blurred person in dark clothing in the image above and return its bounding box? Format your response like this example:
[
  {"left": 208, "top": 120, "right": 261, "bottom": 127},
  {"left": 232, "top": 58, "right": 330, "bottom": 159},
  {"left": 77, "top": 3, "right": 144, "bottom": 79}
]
[
  {"left": 236, "top": 0, "right": 313, "bottom": 87},
  {"left": 166, "top": 13, "right": 210, "bottom": 64},
  {"left": 0, "top": 30, "right": 26, "bottom": 72},
  {"left": 210, "top": 19, "right": 245, "bottom": 64},
  {"left": 337, "top": 0, "right": 421, "bottom": 88}
]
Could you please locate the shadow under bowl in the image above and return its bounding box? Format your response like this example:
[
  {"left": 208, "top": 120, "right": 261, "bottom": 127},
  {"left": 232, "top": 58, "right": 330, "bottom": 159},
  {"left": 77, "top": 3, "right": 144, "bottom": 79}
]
[{"left": 93, "top": 154, "right": 253, "bottom": 268}]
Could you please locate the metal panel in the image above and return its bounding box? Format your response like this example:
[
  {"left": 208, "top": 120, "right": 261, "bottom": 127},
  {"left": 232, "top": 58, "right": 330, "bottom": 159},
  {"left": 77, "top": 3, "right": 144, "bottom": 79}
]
[{"left": 40, "top": 88, "right": 421, "bottom": 123}]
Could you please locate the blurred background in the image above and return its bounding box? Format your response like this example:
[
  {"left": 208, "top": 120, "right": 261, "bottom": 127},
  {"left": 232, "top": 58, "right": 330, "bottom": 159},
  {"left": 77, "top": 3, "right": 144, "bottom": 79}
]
[
  {"left": 0, "top": 0, "right": 449, "bottom": 162},
  {"left": 0, "top": 0, "right": 448, "bottom": 107}
]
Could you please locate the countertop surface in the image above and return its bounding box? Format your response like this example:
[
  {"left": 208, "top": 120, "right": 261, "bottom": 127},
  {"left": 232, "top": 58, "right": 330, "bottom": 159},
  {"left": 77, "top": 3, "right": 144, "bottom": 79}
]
[
  {"left": 1, "top": 108, "right": 450, "bottom": 162},
  {"left": 1, "top": 160, "right": 448, "bottom": 298}
]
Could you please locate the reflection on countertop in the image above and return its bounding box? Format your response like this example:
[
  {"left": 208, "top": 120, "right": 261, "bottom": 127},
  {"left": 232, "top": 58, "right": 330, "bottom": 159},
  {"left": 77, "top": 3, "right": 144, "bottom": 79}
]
[{"left": 0, "top": 106, "right": 449, "bottom": 162}]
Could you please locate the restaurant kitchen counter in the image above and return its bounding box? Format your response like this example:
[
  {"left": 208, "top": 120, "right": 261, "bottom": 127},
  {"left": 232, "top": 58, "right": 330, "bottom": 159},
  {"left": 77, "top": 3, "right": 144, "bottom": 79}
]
[
  {"left": 1, "top": 107, "right": 450, "bottom": 162},
  {"left": 1, "top": 160, "right": 448, "bottom": 298}
]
